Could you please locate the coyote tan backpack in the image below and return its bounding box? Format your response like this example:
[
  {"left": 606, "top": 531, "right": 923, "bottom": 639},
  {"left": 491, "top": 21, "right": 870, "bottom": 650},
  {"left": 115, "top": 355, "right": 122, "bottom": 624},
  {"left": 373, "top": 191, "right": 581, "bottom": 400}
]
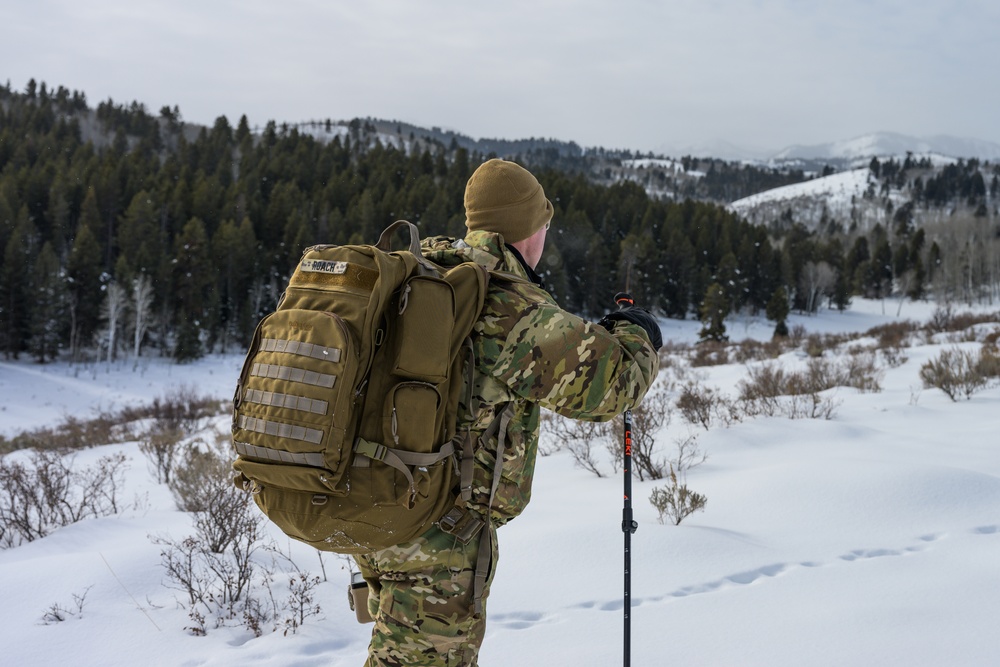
[{"left": 231, "top": 220, "right": 488, "bottom": 554}]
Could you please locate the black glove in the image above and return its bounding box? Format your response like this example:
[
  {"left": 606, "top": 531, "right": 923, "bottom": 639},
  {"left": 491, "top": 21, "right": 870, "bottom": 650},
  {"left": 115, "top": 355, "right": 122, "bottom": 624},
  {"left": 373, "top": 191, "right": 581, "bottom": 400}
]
[{"left": 599, "top": 307, "right": 663, "bottom": 352}]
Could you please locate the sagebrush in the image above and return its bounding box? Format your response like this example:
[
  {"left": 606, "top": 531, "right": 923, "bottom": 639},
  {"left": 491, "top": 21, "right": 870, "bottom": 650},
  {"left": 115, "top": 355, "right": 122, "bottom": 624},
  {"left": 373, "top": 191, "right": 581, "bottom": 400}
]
[{"left": 0, "top": 450, "right": 129, "bottom": 549}]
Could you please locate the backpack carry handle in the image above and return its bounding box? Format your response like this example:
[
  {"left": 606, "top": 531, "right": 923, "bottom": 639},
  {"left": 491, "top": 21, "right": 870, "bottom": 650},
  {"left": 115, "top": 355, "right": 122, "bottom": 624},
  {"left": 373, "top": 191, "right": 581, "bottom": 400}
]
[{"left": 376, "top": 220, "right": 440, "bottom": 274}]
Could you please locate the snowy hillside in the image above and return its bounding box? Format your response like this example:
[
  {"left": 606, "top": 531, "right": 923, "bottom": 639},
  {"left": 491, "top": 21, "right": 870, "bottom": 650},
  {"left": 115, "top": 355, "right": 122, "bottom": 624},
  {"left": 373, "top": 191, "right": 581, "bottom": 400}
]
[
  {"left": 726, "top": 167, "right": 907, "bottom": 232},
  {"left": 2, "top": 299, "right": 999, "bottom": 666},
  {"left": 729, "top": 167, "right": 874, "bottom": 216}
]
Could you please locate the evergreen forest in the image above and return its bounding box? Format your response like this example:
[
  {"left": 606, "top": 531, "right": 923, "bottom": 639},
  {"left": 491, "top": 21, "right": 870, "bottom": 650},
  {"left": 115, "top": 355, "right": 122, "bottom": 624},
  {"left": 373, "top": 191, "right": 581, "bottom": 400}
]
[{"left": 0, "top": 80, "right": 996, "bottom": 363}]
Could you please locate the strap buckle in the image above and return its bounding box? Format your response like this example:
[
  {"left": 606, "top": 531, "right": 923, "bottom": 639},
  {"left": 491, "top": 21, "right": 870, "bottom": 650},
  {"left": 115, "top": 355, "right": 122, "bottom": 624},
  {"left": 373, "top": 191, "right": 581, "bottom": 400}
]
[{"left": 437, "top": 506, "right": 485, "bottom": 544}]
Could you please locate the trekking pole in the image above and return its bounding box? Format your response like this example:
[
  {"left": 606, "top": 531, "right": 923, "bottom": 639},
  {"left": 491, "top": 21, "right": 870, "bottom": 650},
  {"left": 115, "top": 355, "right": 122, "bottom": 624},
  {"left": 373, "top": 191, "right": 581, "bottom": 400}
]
[{"left": 615, "top": 291, "right": 639, "bottom": 667}]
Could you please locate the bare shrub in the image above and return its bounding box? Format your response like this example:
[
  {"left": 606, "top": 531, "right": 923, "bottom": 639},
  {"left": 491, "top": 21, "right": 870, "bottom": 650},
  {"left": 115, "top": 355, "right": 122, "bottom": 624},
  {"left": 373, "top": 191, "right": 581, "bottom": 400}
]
[
  {"left": 656, "top": 343, "right": 686, "bottom": 373},
  {"left": 690, "top": 341, "right": 729, "bottom": 367},
  {"left": 951, "top": 312, "right": 999, "bottom": 333},
  {"left": 649, "top": 466, "right": 707, "bottom": 525},
  {"left": 919, "top": 349, "right": 966, "bottom": 401},
  {"left": 2, "top": 386, "right": 225, "bottom": 456},
  {"left": 803, "top": 334, "right": 826, "bottom": 358},
  {"left": 2, "top": 410, "right": 131, "bottom": 455},
  {"left": 983, "top": 327, "right": 1000, "bottom": 348},
  {"left": 40, "top": 586, "right": 92, "bottom": 624},
  {"left": 545, "top": 416, "right": 611, "bottom": 477},
  {"left": 675, "top": 381, "right": 741, "bottom": 430},
  {"left": 668, "top": 433, "right": 707, "bottom": 475},
  {"left": 736, "top": 358, "right": 864, "bottom": 420},
  {"left": 659, "top": 340, "right": 691, "bottom": 358},
  {"left": 928, "top": 304, "right": 956, "bottom": 333},
  {"left": 732, "top": 338, "right": 787, "bottom": 363},
  {"left": 955, "top": 328, "right": 980, "bottom": 343},
  {"left": 878, "top": 343, "right": 909, "bottom": 368},
  {"left": 843, "top": 351, "right": 885, "bottom": 392},
  {"left": 653, "top": 402, "right": 709, "bottom": 520},
  {"left": 129, "top": 385, "right": 224, "bottom": 433},
  {"left": 788, "top": 324, "right": 807, "bottom": 346},
  {"left": 152, "top": 505, "right": 267, "bottom": 635},
  {"left": 796, "top": 354, "right": 876, "bottom": 394},
  {"left": 676, "top": 381, "right": 716, "bottom": 430},
  {"left": 800, "top": 357, "right": 839, "bottom": 393},
  {"left": 748, "top": 355, "right": 883, "bottom": 398},
  {"left": 928, "top": 307, "right": 1000, "bottom": 334},
  {"left": 867, "top": 320, "right": 918, "bottom": 348},
  {"left": 737, "top": 364, "right": 787, "bottom": 417},
  {"left": 283, "top": 573, "right": 323, "bottom": 636},
  {"left": 549, "top": 385, "right": 674, "bottom": 479},
  {"left": 169, "top": 440, "right": 249, "bottom": 553},
  {"left": 0, "top": 450, "right": 129, "bottom": 548},
  {"left": 139, "top": 429, "right": 184, "bottom": 485},
  {"left": 609, "top": 387, "right": 673, "bottom": 481},
  {"left": 861, "top": 321, "right": 915, "bottom": 368},
  {"left": 978, "top": 345, "right": 1000, "bottom": 377},
  {"left": 782, "top": 392, "right": 841, "bottom": 420},
  {"left": 153, "top": 505, "right": 324, "bottom": 636},
  {"left": 920, "top": 346, "right": 1000, "bottom": 401},
  {"left": 153, "top": 439, "right": 324, "bottom": 637}
]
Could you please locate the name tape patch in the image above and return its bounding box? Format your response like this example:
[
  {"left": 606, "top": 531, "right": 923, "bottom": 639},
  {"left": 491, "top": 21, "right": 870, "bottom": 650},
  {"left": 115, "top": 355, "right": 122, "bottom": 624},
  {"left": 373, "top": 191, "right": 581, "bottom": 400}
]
[{"left": 301, "top": 259, "right": 349, "bottom": 275}]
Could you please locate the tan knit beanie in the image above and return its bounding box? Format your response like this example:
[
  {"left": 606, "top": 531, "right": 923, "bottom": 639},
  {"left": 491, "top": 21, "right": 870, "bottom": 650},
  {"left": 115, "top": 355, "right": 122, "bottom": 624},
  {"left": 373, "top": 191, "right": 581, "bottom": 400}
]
[{"left": 464, "top": 159, "right": 554, "bottom": 243}]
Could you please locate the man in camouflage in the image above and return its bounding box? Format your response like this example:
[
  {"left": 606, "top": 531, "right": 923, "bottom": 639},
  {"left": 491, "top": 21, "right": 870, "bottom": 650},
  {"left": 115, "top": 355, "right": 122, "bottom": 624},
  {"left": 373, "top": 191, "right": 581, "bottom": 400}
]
[{"left": 354, "top": 159, "right": 662, "bottom": 666}]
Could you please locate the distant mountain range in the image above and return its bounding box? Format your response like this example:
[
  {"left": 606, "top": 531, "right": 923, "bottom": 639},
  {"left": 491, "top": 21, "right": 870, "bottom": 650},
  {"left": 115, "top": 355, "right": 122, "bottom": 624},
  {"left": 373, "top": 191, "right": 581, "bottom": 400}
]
[
  {"left": 289, "top": 116, "right": 999, "bottom": 166},
  {"left": 773, "top": 132, "right": 1000, "bottom": 162},
  {"left": 660, "top": 132, "right": 1000, "bottom": 163}
]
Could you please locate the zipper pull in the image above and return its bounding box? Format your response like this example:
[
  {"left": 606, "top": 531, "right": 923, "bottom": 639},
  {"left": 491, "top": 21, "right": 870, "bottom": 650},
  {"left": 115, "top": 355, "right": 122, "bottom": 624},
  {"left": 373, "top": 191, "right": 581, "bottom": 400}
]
[
  {"left": 398, "top": 283, "right": 411, "bottom": 314},
  {"left": 391, "top": 407, "right": 400, "bottom": 446}
]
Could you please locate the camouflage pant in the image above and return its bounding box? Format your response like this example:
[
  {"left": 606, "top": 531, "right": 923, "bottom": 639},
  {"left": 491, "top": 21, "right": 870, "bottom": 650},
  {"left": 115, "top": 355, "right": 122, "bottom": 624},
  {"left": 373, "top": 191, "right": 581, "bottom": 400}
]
[{"left": 354, "top": 524, "right": 498, "bottom": 666}]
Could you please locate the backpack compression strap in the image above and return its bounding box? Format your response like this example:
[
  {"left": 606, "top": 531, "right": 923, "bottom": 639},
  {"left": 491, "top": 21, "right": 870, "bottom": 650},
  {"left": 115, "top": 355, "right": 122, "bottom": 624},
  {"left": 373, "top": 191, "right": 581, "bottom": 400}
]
[{"left": 353, "top": 439, "right": 456, "bottom": 509}]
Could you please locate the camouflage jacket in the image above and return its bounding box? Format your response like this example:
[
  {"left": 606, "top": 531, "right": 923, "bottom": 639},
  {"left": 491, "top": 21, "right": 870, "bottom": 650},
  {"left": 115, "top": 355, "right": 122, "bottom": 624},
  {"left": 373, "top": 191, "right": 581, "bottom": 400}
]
[{"left": 422, "top": 231, "right": 660, "bottom": 525}]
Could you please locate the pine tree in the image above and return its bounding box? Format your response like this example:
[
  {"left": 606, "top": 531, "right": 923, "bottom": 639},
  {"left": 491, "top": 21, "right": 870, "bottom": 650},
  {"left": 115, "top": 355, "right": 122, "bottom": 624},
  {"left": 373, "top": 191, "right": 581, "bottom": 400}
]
[
  {"left": 78, "top": 188, "right": 105, "bottom": 268},
  {"left": 716, "top": 252, "right": 742, "bottom": 311},
  {"left": 117, "top": 190, "right": 162, "bottom": 278},
  {"left": 30, "top": 242, "right": 67, "bottom": 362},
  {"left": 211, "top": 217, "right": 258, "bottom": 350},
  {"left": 172, "top": 217, "right": 214, "bottom": 361},
  {"left": 845, "top": 236, "right": 870, "bottom": 290},
  {"left": 870, "top": 239, "right": 894, "bottom": 298},
  {"left": 0, "top": 209, "right": 38, "bottom": 358},
  {"left": 658, "top": 226, "right": 694, "bottom": 319},
  {"left": 46, "top": 174, "right": 73, "bottom": 257},
  {"left": 766, "top": 286, "right": 790, "bottom": 338},
  {"left": 698, "top": 283, "right": 729, "bottom": 343},
  {"left": 582, "top": 234, "right": 616, "bottom": 318},
  {"left": 66, "top": 222, "right": 104, "bottom": 357}
]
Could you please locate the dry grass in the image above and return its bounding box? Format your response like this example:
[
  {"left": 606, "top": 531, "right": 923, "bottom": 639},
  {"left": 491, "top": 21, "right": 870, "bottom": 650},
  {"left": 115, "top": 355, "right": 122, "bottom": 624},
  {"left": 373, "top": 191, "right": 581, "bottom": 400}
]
[{"left": 1, "top": 386, "right": 226, "bottom": 455}]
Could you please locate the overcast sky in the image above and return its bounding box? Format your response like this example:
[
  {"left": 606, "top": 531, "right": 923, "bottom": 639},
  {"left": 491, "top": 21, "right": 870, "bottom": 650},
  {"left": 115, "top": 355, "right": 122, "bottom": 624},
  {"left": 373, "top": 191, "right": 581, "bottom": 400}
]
[{"left": 4, "top": 0, "right": 998, "bottom": 156}]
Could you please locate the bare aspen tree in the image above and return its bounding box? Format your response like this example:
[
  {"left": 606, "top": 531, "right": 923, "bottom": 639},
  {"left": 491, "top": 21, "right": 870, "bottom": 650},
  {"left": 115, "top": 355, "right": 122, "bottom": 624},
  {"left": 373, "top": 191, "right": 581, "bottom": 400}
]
[
  {"left": 799, "top": 261, "right": 836, "bottom": 313},
  {"left": 102, "top": 281, "right": 127, "bottom": 362},
  {"left": 132, "top": 274, "right": 154, "bottom": 360}
]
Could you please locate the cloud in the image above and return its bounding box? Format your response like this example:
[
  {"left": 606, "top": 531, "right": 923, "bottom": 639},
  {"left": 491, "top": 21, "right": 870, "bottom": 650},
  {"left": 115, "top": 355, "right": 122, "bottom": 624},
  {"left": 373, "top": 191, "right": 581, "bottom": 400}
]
[{"left": 3, "top": 0, "right": 997, "bottom": 153}]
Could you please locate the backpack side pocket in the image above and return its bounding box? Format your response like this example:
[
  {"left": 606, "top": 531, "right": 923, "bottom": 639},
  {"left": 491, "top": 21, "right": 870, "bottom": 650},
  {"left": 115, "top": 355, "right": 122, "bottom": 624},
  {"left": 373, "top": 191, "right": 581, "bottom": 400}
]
[{"left": 391, "top": 276, "right": 455, "bottom": 383}]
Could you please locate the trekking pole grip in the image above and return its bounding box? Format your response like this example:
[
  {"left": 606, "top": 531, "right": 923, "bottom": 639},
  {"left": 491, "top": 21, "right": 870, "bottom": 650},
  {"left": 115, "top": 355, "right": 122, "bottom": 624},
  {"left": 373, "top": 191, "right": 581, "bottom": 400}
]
[{"left": 614, "top": 292, "right": 634, "bottom": 310}]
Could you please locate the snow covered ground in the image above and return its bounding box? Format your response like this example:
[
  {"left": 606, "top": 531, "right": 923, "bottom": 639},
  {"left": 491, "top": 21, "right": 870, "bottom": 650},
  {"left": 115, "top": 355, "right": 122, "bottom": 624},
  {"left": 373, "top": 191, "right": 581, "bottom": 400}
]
[{"left": 1, "top": 298, "right": 999, "bottom": 666}]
